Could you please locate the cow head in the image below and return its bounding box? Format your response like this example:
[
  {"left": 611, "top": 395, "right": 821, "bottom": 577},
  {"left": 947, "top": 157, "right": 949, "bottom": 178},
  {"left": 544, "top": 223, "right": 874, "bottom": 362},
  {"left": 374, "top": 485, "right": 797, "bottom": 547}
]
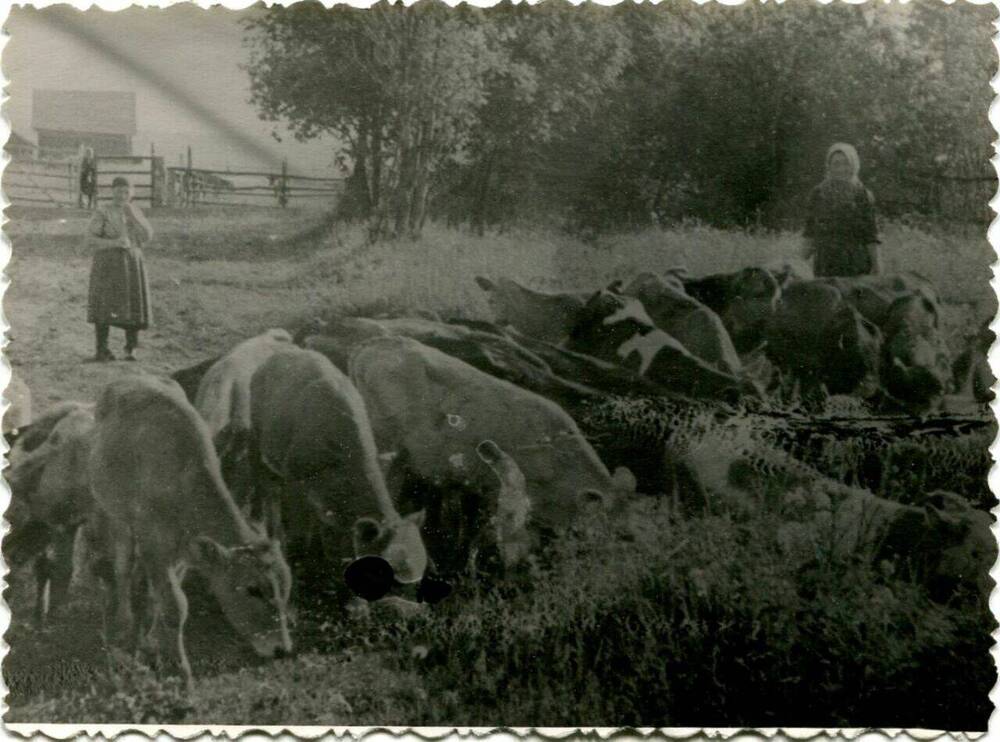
[
  {"left": 879, "top": 491, "right": 995, "bottom": 605},
  {"left": 722, "top": 268, "right": 782, "bottom": 353},
  {"left": 194, "top": 535, "right": 294, "bottom": 659},
  {"left": 923, "top": 492, "right": 996, "bottom": 605},
  {"left": 880, "top": 294, "right": 951, "bottom": 408},
  {"left": 826, "top": 307, "right": 882, "bottom": 399},
  {"left": 351, "top": 510, "right": 429, "bottom": 587}
]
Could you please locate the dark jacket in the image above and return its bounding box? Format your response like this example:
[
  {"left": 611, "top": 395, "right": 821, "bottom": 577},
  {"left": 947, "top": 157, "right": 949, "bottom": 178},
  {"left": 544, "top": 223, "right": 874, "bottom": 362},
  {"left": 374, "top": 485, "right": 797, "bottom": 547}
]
[{"left": 804, "top": 182, "right": 880, "bottom": 278}]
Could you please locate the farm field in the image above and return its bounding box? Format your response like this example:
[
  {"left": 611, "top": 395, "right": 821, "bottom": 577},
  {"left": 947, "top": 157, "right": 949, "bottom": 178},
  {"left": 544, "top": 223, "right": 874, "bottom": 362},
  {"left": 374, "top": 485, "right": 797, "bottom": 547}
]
[{"left": 3, "top": 206, "right": 997, "bottom": 728}]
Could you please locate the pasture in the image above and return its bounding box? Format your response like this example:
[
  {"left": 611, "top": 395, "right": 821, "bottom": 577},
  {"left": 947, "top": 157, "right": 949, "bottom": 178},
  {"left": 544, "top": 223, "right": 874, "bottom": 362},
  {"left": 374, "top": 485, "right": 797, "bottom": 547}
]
[{"left": 3, "top": 205, "right": 996, "bottom": 728}]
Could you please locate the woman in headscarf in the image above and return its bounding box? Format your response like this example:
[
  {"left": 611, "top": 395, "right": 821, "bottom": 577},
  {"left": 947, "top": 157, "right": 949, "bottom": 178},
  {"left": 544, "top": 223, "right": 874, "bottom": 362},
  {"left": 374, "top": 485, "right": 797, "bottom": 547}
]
[
  {"left": 86, "top": 176, "right": 154, "bottom": 362},
  {"left": 802, "top": 143, "right": 881, "bottom": 277}
]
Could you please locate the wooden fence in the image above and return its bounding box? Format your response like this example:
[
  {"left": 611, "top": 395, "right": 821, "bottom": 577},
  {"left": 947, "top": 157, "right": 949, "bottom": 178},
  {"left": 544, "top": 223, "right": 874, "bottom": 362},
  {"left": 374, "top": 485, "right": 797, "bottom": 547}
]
[
  {"left": 4, "top": 151, "right": 343, "bottom": 210},
  {"left": 95, "top": 155, "right": 162, "bottom": 206},
  {"left": 4, "top": 158, "right": 79, "bottom": 207},
  {"left": 165, "top": 161, "right": 343, "bottom": 208}
]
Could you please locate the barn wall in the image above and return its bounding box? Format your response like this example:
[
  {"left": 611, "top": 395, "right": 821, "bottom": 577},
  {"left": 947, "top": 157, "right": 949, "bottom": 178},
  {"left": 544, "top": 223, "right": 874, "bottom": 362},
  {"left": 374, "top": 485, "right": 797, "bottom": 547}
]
[{"left": 36, "top": 130, "right": 131, "bottom": 158}]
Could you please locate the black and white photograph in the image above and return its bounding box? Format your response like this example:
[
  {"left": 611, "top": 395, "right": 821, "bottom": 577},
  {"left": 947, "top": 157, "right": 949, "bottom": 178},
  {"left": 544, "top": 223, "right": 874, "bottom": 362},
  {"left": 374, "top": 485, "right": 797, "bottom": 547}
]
[{"left": 1, "top": 1, "right": 997, "bottom": 733}]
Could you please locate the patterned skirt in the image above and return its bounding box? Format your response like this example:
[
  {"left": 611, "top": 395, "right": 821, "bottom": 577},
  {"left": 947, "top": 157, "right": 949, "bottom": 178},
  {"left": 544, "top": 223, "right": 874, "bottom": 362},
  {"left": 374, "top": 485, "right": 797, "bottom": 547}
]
[{"left": 87, "top": 246, "right": 153, "bottom": 329}]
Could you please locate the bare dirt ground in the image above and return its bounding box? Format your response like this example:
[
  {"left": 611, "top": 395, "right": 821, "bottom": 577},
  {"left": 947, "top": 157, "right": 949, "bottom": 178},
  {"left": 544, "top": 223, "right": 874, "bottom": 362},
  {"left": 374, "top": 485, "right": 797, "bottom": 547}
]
[{"left": 5, "top": 206, "right": 321, "bottom": 411}]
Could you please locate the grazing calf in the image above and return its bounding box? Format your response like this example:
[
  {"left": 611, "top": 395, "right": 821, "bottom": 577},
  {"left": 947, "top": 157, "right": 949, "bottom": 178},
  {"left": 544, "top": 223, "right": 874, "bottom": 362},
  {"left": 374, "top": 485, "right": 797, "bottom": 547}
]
[
  {"left": 6, "top": 402, "right": 95, "bottom": 627},
  {"left": 194, "top": 329, "right": 293, "bottom": 440},
  {"left": 677, "top": 412, "right": 995, "bottom": 606},
  {"left": 820, "top": 272, "right": 942, "bottom": 330},
  {"left": 475, "top": 276, "right": 589, "bottom": 345},
  {"left": 89, "top": 375, "right": 293, "bottom": 686},
  {"left": 349, "top": 336, "right": 636, "bottom": 555},
  {"left": 623, "top": 272, "right": 743, "bottom": 378},
  {"left": 764, "top": 281, "right": 882, "bottom": 402},
  {"left": 567, "top": 287, "right": 755, "bottom": 401},
  {"left": 170, "top": 356, "right": 223, "bottom": 404},
  {"left": 193, "top": 329, "right": 294, "bottom": 500},
  {"left": 880, "top": 293, "right": 952, "bottom": 411},
  {"left": 250, "top": 347, "right": 430, "bottom": 602},
  {"left": 682, "top": 267, "right": 782, "bottom": 354}
]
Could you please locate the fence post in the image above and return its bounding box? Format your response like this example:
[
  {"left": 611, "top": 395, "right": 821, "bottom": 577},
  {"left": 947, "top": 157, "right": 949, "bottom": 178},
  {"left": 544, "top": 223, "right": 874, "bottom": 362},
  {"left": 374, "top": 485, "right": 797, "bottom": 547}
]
[
  {"left": 280, "top": 159, "right": 288, "bottom": 208},
  {"left": 186, "top": 146, "right": 193, "bottom": 207}
]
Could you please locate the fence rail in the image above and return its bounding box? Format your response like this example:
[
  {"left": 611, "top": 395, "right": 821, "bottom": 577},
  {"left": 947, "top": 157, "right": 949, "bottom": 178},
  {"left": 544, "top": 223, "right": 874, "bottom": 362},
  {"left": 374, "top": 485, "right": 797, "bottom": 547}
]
[
  {"left": 165, "top": 161, "right": 344, "bottom": 208},
  {"left": 3, "top": 148, "right": 344, "bottom": 211}
]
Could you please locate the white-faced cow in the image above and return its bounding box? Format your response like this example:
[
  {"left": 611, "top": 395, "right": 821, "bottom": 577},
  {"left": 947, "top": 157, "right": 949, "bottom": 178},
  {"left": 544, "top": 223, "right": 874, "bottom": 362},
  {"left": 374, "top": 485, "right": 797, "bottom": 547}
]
[
  {"left": 349, "top": 336, "right": 636, "bottom": 565},
  {"left": 88, "top": 375, "right": 293, "bottom": 687},
  {"left": 566, "top": 286, "right": 757, "bottom": 401},
  {"left": 623, "top": 272, "right": 742, "bottom": 377},
  {"left": 249, "top": 347, "right": 430, "bottom": 603}
]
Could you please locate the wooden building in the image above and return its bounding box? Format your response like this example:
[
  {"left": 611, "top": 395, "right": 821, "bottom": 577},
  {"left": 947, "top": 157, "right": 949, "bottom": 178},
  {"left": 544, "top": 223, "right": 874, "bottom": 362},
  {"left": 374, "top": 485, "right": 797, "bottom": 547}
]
[
  {"left": 32, "top": 90, "right": 136, "bottom": 158},
  {"left": 5, "top": 131, "right": 38, "bottom": 161}
]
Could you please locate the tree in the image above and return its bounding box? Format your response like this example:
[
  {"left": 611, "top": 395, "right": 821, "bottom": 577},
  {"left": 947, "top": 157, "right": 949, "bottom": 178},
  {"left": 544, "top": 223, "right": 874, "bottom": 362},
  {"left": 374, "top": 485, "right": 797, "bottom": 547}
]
[{"left": 244, "top": 1, "right": 504, "bottom": 240}]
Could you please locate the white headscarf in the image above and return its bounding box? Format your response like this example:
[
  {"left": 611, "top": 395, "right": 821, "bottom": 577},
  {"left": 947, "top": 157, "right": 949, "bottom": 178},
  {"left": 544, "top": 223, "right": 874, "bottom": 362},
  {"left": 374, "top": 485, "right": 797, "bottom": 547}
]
[{"left": 825, "top": 142, "right": 862, "bottom": 187}]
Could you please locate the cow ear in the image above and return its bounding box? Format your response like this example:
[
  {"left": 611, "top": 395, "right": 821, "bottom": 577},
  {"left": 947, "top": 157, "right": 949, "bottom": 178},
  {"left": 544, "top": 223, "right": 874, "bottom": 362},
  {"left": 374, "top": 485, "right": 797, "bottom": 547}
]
[
  {"left": 405, "top": 509, "right": 427, "bottom": 528},
  {"left": 475, "top": 276, "right": 495, "bottom": 292},
  {"left": 353, "top": 517, "right": 382, "bottom": 548},
  {"left": 193, "top": 536, "right": 230, "bottom": 566},
  {"left": 476, "top": 439, "right": 503, "bottom": 465},
  {"left": 924, "top": 496, "right": 970, "bottom": 541},
  {"left": 612, "top": 466, "right": 637, "bottom": 495}
]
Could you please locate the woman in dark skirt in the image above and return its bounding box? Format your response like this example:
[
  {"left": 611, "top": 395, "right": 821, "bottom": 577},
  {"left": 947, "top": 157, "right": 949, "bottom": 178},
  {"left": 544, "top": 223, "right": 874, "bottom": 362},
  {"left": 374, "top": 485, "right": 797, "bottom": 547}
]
[
  {"left": 803, "top": 142, "right": 881, "bottom": 278},
  {"left": 87, "top": 176, "right": 154, "bottom": 362}
]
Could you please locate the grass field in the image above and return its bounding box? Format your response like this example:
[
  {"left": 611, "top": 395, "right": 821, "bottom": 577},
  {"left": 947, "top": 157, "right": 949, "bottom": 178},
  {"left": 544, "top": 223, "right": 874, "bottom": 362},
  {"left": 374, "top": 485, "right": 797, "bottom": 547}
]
[{"left": 3, "top": 205, "right": 996, "bottom": 728}]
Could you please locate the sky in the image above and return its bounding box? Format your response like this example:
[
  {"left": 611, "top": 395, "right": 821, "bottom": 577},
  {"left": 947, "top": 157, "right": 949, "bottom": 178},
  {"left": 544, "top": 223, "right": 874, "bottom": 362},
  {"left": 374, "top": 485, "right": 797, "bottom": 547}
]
[{"left": 2, "top": 6, "right": 342, "bottom": 177}]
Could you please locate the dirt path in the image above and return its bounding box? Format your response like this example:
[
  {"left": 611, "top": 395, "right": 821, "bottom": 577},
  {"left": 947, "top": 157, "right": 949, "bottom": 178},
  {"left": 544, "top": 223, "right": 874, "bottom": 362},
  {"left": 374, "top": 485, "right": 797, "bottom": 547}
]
[{"left": 5, "top": 208, "right": 321, "bottom": 409}]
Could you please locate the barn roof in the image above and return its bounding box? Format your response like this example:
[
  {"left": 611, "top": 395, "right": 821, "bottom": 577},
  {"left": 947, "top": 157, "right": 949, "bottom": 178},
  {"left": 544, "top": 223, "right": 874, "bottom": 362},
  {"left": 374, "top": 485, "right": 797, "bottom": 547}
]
[
  {"left": 5, "top": 131, "right": 36, "bottom": 150},
  {"left": 32, "top": 90, "right": 137, "bottom": 135}
]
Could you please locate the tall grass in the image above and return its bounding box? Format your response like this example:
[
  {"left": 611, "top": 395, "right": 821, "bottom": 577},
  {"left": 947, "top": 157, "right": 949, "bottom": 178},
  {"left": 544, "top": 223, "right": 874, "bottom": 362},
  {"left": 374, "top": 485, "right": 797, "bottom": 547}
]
[{"left": 290, "top": 220, "right": 995, "bottom": 349}]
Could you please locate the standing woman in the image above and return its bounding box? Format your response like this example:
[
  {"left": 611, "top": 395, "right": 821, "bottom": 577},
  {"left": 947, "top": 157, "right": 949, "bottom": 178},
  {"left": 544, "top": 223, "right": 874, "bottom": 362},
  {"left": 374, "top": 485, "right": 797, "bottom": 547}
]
[
  {"left": 802, "top": 142, "right": 881, "bottom": 277},
  {"left": 86, "top": 176, "right": 154, "bottom": 362}
]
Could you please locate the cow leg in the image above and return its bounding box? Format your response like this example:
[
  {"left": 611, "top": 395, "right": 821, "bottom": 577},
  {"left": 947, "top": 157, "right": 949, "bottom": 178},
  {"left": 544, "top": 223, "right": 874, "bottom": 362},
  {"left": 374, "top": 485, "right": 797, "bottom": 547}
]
[
  {"left": 32, "top": 552, "right": 52, "bottom": 629},
  {"left": 42, "top": 528, "right": 77, "bottom": 623},
  {"left": 164, "top": 565, "right": 194, "bottom": 690},
  {"left": 103, "top": 528, "right": 137, "bottom": 650}
]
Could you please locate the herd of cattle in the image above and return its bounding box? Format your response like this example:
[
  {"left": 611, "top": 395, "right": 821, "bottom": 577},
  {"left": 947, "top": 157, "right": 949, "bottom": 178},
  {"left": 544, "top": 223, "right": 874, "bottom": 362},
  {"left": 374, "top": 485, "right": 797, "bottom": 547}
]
[{"left": 4, "top": 261, "right": 995, "bottom": 688}]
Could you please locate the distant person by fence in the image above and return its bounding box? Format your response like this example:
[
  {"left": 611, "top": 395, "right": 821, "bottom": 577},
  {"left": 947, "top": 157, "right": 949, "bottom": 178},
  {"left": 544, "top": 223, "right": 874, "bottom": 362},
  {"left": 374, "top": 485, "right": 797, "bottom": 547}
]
[
  {"left": 802, "top": 142, "right": 882, "bottom": 278},
  {"left": 86, "top": 176, "right": 154, "bottom": 362},
  {"left": 78, "top": 147, "right": 97, "bottom": 210}
]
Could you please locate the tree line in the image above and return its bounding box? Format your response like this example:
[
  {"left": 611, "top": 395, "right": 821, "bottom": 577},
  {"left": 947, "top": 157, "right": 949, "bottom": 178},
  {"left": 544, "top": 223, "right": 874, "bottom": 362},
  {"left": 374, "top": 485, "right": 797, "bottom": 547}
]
[{"left": 244, "top": 1, "right": 994, "bottom": 240}]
